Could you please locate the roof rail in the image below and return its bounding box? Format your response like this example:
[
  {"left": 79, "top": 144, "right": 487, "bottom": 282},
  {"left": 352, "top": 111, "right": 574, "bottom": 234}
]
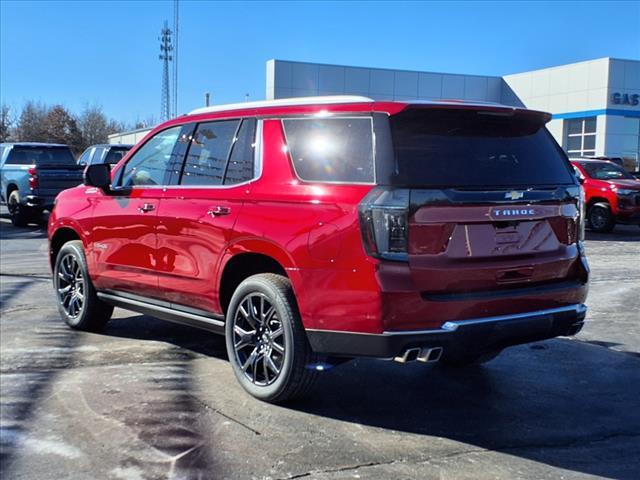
[{"left": 188, "top": 95, "right": 374, "bottom": 115}]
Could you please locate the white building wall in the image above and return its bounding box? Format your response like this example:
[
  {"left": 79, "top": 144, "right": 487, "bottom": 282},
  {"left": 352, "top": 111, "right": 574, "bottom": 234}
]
[
  {"left": 266, "top": 60, "right": 504, "bottom": 104},
  {"left": 108, "top": 128, "right": 153, "bottom": 146},
  {"left": 606, "top": 59, "right": 640, "bottom": 166}
]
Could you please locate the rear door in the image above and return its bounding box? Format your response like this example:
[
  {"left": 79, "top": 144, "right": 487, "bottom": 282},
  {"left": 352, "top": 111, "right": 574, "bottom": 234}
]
[
  {"left": 155, "top": 118, "right": 258, "bottom": 313},
  {"left": 389, "top": 107, "right": 582, "bottom": 295},
  {"left": 89, "top": 125, "right": 184, "bottom": 299}
]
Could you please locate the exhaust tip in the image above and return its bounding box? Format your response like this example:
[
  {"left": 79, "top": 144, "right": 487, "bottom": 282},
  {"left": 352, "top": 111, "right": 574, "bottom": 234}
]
[
  {"left": 394, "top": 347, "right": 421, "bottom": 363},
  {"left": 417, "top": 347, "right": 443, "bottom": 363}
]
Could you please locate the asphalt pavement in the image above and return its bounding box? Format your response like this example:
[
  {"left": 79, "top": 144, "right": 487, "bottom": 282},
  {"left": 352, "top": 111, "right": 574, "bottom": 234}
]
[{"left": 1, "top": 209, "right": 639, "bottom": 480}]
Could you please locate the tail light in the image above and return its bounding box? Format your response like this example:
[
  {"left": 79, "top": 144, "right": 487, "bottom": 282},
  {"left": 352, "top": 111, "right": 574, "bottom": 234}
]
[
  {"left": 28, "top": 167, "right": 39, "bottom": 190},
  {"left": 358, "top": 187, "right": 410, "bottom": 261},
  {"left": 577, "top": 185, "right": 585, "bottom": 243}
]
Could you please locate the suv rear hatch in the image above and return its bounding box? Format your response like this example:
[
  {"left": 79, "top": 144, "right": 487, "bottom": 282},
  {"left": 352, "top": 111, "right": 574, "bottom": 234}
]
[{"left": 361, "top": 106, "right": 586, "bottom": 297}]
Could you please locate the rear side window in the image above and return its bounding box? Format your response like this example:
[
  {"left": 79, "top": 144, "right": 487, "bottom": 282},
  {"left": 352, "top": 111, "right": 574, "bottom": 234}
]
[
  {"left": 224, "top": 118, "right": 256, "bottom": 185},
  {"left": 282, "top": 117, "right": 374, "bottom": 183},
  {"left": 7, "top": 147, "right": 75, "bottom": 166},
  {"left": 181, "top": 120, "right": 239, "bottom": 186},
  {"left": 389, "top": 109, "right": 575, "bottom": 188}
]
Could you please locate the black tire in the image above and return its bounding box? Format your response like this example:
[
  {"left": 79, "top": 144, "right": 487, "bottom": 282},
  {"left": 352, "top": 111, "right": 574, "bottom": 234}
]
[
  {"left": 53, "top": 240, "right": 113, "bottom": 331},
  {"left": 225, "top": 273, "right": 318, "bottom": 403},
  {"left": 439, "top": 349, "right": 502, "bottom": 368},
  {"left": 587, "top": 204, "right": 615, "bottom": 233},
  {"left": 7, "top": 189, "right": 31, "bottom": 227}
]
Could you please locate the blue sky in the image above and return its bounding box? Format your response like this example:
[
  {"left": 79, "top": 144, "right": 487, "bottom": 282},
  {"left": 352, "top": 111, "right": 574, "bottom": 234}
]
[{"left": 1, "top": 0, "right": 639, "bottom": 124}]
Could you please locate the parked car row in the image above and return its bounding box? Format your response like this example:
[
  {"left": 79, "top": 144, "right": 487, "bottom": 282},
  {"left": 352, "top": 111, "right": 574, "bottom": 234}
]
[{"left": 0, "top": 142, "right": 132, "bottom": 226}]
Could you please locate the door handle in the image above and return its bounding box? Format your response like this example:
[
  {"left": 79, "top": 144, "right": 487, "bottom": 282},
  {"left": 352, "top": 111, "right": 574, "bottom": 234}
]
[
  {"left": 207, "top": 206, "right": 231, "bottom": 217},
  {"left": 138, "top": 203, "right": 155, "bottom": 213}
]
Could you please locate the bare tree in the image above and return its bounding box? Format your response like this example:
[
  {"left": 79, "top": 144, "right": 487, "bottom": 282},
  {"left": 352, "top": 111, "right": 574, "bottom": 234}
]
[
  {"left": 0, "top": 104, "right": 13, "bottom": 142},
  {"left": 43, "top": 105, "right": 84, "bottom": 154},
  {"left": 16, "top": 101, "right": 49, "bottom": 141},
  {"left": 78, "top": 104, "right": 109, "bottom": 145}
]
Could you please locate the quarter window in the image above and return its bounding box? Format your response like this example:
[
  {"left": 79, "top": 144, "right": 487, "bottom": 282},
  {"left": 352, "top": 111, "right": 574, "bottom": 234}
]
[
  {"left": 565, "top": 117, "right": 597, "bottom": 157},
  {"left": 120, "top": 126, "right": 182, "bottom": 186},
  {"left": 282, "top": 118, "right": 375, "bottom": 183},
  {"left": 180, "top": 120, "right": 239, "bottom": 186}
]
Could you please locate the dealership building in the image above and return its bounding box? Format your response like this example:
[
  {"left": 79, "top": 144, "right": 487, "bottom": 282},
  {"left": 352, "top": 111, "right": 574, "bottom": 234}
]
[{"left": 111, "top": 57, "right": 640, "bottom": 169}]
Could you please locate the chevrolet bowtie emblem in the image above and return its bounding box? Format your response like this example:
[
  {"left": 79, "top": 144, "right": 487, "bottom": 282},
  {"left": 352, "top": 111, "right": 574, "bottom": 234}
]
[{"left": 505, "top": 191, "right": 524, "bottom": 200}]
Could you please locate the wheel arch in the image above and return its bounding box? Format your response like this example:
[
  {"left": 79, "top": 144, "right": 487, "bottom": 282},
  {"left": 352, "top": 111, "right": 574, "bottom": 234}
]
[
  {"left": 6, "top": 183, "right": 18, "bottom": 199},
  {"left": 49, "top": 227, "right": 82, "bottom": 270},
  {"left": 218, "top": 251, "right": 290, "bottom": 316},
  {"left": 587, "top": 196, "right": 610, "bottom": 210}
]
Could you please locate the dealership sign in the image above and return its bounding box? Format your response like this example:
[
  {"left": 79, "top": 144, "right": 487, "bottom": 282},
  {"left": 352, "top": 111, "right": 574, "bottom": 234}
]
[{"left": 612, "top": 92, "right": 639, "bottom": 106}]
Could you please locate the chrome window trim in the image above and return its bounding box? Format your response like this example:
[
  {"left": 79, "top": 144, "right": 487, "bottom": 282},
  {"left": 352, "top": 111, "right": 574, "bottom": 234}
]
[
  {"left": 281, "top": 115, "right": 377, "bottom": 186},
  {"left": 140, "top": 118, "right": 263, "bottom": 191}
]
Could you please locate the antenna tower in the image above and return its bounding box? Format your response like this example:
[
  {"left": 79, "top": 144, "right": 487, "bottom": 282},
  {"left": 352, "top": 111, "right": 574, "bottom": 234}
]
[{"left": 159, "top": 21, "right": 173, "bottom": 121}]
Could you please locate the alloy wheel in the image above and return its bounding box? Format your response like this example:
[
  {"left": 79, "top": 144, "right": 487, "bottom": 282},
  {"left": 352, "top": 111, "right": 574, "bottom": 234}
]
[
  {"left": 56, "top": 253, "right": 85, "bottom": 319},
  {"left": 232, "top": 293, "right": 285, "bottom": 386},
  {"left": 590, "top": 208, "right": 607, "bottom": 230}
]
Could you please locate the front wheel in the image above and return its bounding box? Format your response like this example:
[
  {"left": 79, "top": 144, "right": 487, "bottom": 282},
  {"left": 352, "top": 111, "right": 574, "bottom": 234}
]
[
  {"left": 54, "top": 240, "right": 113, "bottom": 331},
  {"left": 225, "top": 274, "right": 317, "bottom": 403},
  {"left": 588, "top": 204, "right": 615, "bottom": 233}
]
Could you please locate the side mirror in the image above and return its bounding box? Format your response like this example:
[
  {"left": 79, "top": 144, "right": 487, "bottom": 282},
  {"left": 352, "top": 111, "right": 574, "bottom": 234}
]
[{"left": 84, "top": 163, "right": 111, "bottom": 191}]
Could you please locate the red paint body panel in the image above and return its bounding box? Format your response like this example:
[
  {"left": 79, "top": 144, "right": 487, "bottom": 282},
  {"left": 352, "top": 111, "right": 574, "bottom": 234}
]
[
  {"left": 49, "top": 100, "right": 588, "bottom": 348},
  {"left": 155, "top": 186, "right": 248, "bottom": 311}
]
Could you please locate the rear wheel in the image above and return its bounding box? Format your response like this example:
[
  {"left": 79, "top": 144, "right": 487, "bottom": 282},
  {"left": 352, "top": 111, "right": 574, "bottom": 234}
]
[
  {"left": 225, "top": 273, "right": 317, "bottom": 403},
  {"left": 440, "top": 349, "right": 502, "bottom": 368},
  {"left": 7, "top": 190, "right": 31, "bottom": 227},
  {"left": 588, "top": 204, "right": 615, "bottom": 233},
  {"left": 54, "top": 240, "right": 113, "bottom": 331}
]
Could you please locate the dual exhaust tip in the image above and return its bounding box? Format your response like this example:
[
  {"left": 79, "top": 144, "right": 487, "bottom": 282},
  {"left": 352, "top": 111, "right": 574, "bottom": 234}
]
[{"left": 394, "top": 346, "right": 443, "bottom": 364}]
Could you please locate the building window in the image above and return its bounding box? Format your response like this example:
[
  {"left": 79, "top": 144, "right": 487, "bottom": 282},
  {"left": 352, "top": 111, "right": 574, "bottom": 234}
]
[{"left": 565, "top": 117, "right": 597, "bottom": 157}]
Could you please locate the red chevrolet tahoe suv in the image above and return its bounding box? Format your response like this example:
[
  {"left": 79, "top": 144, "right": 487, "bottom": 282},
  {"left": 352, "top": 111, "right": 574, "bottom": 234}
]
[
  {"left": 571, "top": 159, "right": 640, "bottom": 232},
  {"left": 48, "top": 96, "right": 589, "bottom": 402}
]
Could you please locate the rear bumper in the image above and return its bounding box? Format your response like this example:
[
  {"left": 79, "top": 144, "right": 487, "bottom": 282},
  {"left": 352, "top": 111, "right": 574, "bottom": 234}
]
[
  {"left": 24, "top": 195, "right": 54, "bottom": 210},
  {"left": 306, "top": 303, "right": 587, "bottom": 358}
]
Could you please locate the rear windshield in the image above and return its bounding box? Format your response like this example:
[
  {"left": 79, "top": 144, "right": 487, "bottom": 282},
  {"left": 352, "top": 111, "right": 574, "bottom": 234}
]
[
  {"left": 7, "top": 146, "right": 75, "bottom": 166},
  {"left": 579, "top": 161, "right": 634, "bottom": 180},
  {"left": 389, "top": 109, "right": 575, "bottom": 188}
]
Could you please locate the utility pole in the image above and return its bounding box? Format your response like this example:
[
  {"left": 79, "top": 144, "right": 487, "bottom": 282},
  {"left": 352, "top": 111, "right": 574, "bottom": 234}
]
[
  {"left": 159, "top": 21, "right": 173, "bottom": 122},
  {"left": 173, "top": 0, "right": 179, "bottom": 117}
]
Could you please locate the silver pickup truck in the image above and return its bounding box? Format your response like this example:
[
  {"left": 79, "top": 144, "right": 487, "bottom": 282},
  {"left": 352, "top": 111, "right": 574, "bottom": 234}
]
[{"left": 0, "top": 143, "right": 84, "bottom": 226}]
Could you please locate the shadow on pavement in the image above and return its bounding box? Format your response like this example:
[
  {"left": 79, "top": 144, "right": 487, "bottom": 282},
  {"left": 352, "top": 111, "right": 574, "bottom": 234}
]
[
  {"left": 0, "top": 218, "right": 48, "bottom": 240},
  {"left": 293, "top": 339, "right": 640, "bottom": 479},
  {"left": 105, "top": 315, "right": 228, "bottom": 359},
  {"left": 100, "top": 313, "right": 640, "bottom": 479},
  {"left": 585, "top": 225, "right": 640, "bottom": 242}
]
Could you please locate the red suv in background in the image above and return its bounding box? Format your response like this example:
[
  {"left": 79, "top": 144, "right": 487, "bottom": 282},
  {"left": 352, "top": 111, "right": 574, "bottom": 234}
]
[
  {"left": 49, "top": 96, "right": 589, "bottom": 402},
  {"left": 571, "top": 159, "right": 640, "bottom": 232}
]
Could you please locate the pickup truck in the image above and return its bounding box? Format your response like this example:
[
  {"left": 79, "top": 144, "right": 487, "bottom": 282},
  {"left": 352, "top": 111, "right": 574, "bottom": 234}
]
[{"left": 0, "top": 143, "right": 84, "bottom": 226}]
